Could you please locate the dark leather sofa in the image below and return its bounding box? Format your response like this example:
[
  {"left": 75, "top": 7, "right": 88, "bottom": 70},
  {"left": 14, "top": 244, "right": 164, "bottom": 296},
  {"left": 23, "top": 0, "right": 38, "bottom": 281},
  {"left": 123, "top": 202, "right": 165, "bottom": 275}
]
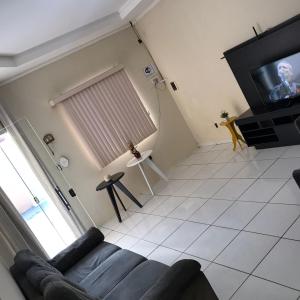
[{"left": 10, "top": 227, "right": 218, "bottom": 300}]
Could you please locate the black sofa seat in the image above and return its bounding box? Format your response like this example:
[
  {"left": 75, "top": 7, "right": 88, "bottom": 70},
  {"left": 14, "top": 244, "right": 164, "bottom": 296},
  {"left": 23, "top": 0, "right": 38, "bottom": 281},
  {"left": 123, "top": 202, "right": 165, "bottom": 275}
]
[
  {"left": 64, "top": 242, "right": 120, "bottom": 284},
  {"left": 80, "top": 249, "right": 146, "bottom": 299},
  {"left": 10, "top": 227, "right": 218, "bottom": 300},
  {"left": 104, "top": 260, "right": 168, "bottom": 300}
]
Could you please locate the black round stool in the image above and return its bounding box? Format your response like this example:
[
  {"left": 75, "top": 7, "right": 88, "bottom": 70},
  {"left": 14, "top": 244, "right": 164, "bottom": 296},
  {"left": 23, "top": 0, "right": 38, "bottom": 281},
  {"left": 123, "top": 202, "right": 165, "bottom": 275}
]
[{"left": 96, "top": 172, "right": 143, "bottom": 222}]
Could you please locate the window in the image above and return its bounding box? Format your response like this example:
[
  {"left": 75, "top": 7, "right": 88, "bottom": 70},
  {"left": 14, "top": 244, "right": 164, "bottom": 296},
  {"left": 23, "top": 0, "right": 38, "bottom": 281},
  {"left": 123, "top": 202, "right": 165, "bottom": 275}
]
[{"left": 62, "top": 69, "right": 156, "bottom": 167}]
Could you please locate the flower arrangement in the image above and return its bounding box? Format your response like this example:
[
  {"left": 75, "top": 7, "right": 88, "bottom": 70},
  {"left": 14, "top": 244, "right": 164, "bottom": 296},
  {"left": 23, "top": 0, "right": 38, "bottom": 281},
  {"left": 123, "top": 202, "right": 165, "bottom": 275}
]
[{"left": 220, "top": 110, "right": 229, "bottom": 120}]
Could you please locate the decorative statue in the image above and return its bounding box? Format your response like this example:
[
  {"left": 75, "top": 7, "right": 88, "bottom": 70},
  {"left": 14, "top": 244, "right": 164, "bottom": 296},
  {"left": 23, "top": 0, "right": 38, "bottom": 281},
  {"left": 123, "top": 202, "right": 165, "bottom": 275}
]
[{"left": 128, "top": 141, "right": 141, "bottom": 159}]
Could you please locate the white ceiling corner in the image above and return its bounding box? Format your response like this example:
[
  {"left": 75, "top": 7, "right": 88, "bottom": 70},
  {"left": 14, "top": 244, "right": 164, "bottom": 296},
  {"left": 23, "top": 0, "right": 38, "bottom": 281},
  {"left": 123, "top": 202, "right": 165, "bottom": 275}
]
[{"left": 0, "top": 0, "right": 160, "bottom": 85}]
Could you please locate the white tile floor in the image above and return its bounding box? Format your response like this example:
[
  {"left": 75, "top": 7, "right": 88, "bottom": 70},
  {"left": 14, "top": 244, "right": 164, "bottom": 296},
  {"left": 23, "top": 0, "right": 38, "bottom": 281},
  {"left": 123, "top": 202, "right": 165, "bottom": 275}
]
[{"left": 102, "top": 144, "right": 300, "bottom": 299}]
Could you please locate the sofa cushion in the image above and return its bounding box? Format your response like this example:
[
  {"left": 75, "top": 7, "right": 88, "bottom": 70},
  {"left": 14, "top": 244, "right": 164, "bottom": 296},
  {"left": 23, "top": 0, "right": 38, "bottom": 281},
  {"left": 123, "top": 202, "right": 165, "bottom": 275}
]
[
  {"left": 104, "top": 260, "right": 168, "bottom": 300},
  {"left": 64, "top": 242, "right": 120, "bottom": 283},
  {"left": 80, "top": 249, "right": 146, "bottom": 299},
  {"left": 49, "top": 227, "right": 104, "bottom": 273}
]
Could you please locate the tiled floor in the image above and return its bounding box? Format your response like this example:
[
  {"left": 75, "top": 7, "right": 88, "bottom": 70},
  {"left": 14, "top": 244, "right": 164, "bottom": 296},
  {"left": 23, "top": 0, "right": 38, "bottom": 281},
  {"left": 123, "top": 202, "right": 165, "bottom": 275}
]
[{"left": 101, "top": 144, "right": 300, "bottom": 299}]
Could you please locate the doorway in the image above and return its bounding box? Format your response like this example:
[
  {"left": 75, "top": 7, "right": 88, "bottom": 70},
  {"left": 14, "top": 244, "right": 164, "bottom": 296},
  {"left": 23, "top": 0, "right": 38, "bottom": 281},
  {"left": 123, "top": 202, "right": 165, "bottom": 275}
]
[{"left": 0, "top": 130, "right": 78, "bottom": 257}]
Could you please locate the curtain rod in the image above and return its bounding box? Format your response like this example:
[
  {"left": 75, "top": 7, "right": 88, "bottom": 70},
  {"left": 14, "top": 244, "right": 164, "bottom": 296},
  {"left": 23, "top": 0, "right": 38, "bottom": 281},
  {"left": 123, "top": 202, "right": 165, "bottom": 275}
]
[{"left": 49, "top": 64, "right": 123, "bottom": 107}]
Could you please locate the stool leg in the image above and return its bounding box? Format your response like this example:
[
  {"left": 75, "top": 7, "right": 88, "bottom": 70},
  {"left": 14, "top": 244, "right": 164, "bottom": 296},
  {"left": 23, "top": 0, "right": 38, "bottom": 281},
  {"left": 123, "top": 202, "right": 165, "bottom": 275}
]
[
  {"left": 112, "top": 186, "right": 127, "bottom": 211},
  {"left": 107, "top": 186, "right": 122, "bottom": 222},
  {"left": 115, "top": 181, "right": 143, "bottom": 208}
]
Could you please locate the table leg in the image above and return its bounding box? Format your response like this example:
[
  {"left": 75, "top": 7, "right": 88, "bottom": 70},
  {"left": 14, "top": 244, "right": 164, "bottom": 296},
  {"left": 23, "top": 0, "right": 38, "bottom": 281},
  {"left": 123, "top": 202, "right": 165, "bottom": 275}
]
[
  {"left": 138, "top": 163, "right": 154, "bottom": 195},
  {"left": 115, "top": 181, "right": 143, "bottom": 208},
  {"left": 144, "top": 158, "right": 168, "bottom": 181},
  {"left": 107, "top": 186, "right": 122, "bottom": 222},
  {"left": 112, "top": 186, "right": 127, "bottom": 211}
]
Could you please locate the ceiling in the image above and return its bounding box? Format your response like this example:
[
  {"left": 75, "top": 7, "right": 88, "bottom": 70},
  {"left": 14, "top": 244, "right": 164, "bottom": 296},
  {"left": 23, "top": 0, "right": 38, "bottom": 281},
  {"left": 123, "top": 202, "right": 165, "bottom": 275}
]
[{"left": 0, "top": 0, "right": 159, "bottom": 84}]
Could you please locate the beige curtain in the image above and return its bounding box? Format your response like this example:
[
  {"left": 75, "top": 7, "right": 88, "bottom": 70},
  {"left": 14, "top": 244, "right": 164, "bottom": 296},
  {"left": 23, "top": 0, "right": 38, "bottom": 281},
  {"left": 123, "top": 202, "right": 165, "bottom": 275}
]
[
  {"left": 0, "top": 188, "right": 46, "bottom": 267},
  {"left": 62, "top": 69, "right": 156, "bottom": 167}
]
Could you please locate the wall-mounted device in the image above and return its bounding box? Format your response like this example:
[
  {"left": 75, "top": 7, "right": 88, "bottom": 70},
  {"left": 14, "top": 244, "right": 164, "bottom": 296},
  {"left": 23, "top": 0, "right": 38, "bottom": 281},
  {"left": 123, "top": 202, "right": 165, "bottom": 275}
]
[
  {"left": 144, "top": 64, "right": 157, "bottom": 77},
  {"left": 43, "top": 133, "right": 55, "bottom": 155}
]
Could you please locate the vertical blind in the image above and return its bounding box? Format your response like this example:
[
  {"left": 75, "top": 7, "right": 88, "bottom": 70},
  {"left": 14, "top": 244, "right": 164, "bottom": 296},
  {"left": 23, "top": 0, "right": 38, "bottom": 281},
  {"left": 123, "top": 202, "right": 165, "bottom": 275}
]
[{"left": 62, "top": 69, "right": 156, "bottom": 167}]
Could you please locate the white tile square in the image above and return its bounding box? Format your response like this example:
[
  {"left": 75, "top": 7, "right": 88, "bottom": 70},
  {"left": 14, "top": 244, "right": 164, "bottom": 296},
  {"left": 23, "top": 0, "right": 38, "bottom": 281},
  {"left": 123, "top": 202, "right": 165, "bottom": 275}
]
[
  {"left": 158, "top": 180, "right": 187, "bottom": 195},
  {"left": 235, "top": 160, "right": 274, "bottom": 178},
  {"left": 271, "top": 179, "right": 300, "bottom": 205},
  {"left": 144, "top": 218, "right": 183, "bottom": 244},
  {"left": 262, "top": 158, "right": 300, "bottom": 179},
  {"left": 168, "top": 197, "right": 207, "bottom": 220},
  {"left": 281, "top": 145, "right": 300, "bottom": 158},
  {"left": 114, "top": 213, "right": 144, "bottom": 233},
  {"left": 245, "top": 204, "right": 300, "bottom": 236},
  {"left": 254, "top": 239, "right": 300, "bottom": 290},
  {"left": 172, "top": 180, "right": 204, "bottom": 196},
  {"left": 105, "top": 231, "right": 124, "bottom": 243},
  {"left": 191, "top": 179, "right": 228, "bottom": 198},
  {"left": 204, "top": 263, "right": 248, "bottom": 300},
  {"left": 213, "top": 179, "right": 255, "bottom": 200},
  {"left": 215, "top": 231, "right": 278, "bottom": 273},
  {"left": 148, "top": 246, "right": 181, "bottom": 266},
  {"left": 239, "top": 179, "right": 286, "bottom": 203},
  {"left": 213, "top": 162, "right": 248, "bottom": 178},
  {"left": 192, "top": 151, "right": 223, "bottom": 164},
  {"left": 254, "top": 147, "right": 287, "bottom": 160},
  {"left": 189, "top": 199, "right": 233, "bottom": 224},
  {"left": 131, "top": 240, "right": 158, "bottom": 257},
  {"left": 213, "top": 149, "right": 238, "bottom": 163},
  {"left": 167, "top": 165, "right": 190, "bottom": 179},
  {"left": 140, "top": 195, "right": 169, "bottom": 213},
  {"left": 152, "top": 179, "right": 169, "bottom": 194},
  {"left": 163, "top": 222, "right": 208, "bottom": 252},
  {"left": 186, "top": 226, "right": 239, "bottom": 260},
  {"left": 214, "top": 202, "right": 264, "bottom": 230},
  {"left": 180, "top": 165, "right": 205, "bottom": 179},
  {"left": 193, "top": 164, "right": 224, "bottom": 179},
  {"left": 231, "top": 276, "right": 300, "bottom": 300},
  {"left": 152, "top": 196, "right": 186, "bottom": 216},
  {"left": 284, "top": 217, "right": 300, "bottom": 241},
  {"left": 231, "top": 147, "right": 259, "bottom": 162},
  {"left": 115, "top": 235, "right": 138, "bottom": 249},
  {"left": 128, "top": 215, "right": 163, "bottom": 238}
]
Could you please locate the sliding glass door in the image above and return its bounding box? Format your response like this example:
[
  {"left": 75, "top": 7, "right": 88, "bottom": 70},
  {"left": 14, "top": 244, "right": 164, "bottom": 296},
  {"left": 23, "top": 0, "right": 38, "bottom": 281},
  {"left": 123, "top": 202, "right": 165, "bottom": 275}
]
[{"left": 0, "top": 125, "right": 79, "bottom": 257}]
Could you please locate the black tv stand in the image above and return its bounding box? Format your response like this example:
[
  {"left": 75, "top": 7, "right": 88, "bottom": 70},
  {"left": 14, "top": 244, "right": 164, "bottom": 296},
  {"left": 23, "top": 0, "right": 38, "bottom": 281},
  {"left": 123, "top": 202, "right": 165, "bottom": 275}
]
[{"left": 236, "top": 104, "right": 300, "bottom": 149}]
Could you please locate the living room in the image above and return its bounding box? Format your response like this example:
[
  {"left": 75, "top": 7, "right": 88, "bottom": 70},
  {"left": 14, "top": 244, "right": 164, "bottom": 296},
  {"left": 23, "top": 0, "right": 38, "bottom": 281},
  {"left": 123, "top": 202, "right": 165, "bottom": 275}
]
[{"left": 0, "top": 0, "right": 300, "bottom": 299}]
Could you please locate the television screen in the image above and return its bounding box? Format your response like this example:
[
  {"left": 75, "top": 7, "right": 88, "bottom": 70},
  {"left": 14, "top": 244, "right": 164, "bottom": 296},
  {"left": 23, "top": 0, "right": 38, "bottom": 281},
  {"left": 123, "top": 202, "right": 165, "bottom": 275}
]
[{"left": 252, "top": 52, "right": 300, "bottom": 104}]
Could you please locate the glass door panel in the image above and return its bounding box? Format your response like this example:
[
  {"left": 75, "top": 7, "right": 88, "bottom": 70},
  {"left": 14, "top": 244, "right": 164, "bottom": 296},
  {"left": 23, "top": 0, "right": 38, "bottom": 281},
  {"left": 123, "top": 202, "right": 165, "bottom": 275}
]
[{"left": 0, "top": 129, "right": 77, "bottom": 257}]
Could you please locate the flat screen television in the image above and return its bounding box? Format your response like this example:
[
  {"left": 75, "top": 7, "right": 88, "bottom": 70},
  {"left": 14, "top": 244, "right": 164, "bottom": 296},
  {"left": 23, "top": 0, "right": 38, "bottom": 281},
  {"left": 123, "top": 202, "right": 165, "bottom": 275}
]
[{"left": 252, "top": 51, "right": 300, "bottom": 106}]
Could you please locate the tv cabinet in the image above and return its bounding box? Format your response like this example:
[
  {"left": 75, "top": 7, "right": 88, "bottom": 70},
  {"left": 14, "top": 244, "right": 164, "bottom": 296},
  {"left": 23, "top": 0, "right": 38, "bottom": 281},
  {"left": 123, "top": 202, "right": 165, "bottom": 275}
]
[{"left": 236, "top": 104, "right": 300, "bottom": 149}]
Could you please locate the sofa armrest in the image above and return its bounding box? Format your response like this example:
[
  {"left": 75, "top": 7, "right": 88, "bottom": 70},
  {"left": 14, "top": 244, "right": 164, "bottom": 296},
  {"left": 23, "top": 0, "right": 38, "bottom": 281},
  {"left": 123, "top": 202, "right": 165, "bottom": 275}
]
[
  {"left": 49, "top": 227, "right": 104, "bottom": 273},
  {"left": 141, "top": 259, "right": 201, "bottom": 300},
  {"left": 44, "top": 280, "right": 97, "bottom": 300}
]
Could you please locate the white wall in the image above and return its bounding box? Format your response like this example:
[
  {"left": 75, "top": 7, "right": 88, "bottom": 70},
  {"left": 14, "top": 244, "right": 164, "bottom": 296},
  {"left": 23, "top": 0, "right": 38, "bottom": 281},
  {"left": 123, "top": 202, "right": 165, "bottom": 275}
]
[
  {"left": 0, "top": 262, "right": 25, "bottom": 300},
  {"left": 0, "top": 28, "right": 196, "bottom": 226},
  {"left": 137, "top": 0, "right": 300, "bottom": 145}
]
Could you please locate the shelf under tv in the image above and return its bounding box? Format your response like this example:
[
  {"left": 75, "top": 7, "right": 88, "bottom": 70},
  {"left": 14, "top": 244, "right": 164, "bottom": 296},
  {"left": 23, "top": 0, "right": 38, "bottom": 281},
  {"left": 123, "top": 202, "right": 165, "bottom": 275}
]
[{"left": 235, "top": 103, "right": 300, "bottom": 149}]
